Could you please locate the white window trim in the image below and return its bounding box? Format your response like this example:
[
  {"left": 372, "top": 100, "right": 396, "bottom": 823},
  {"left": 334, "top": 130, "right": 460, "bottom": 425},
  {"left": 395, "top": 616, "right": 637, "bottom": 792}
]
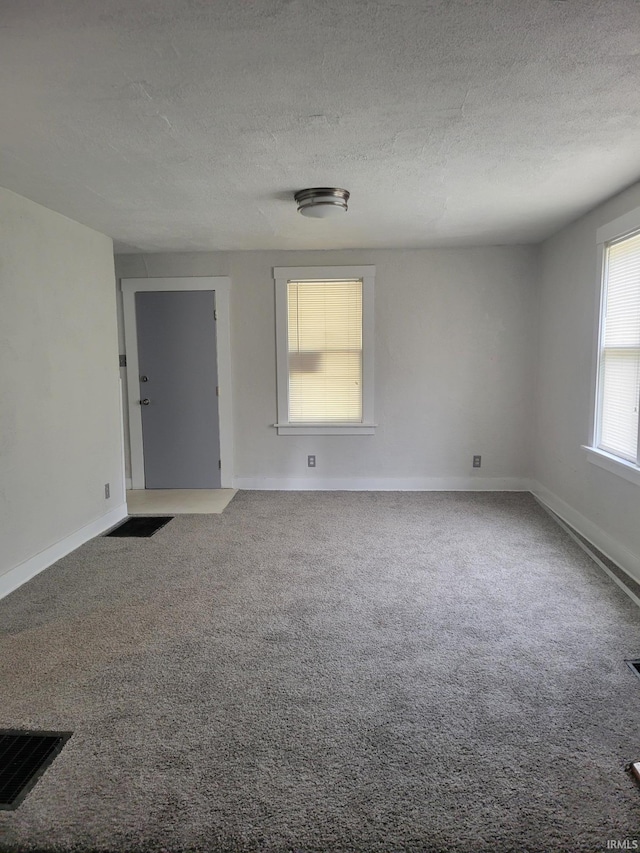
[
  {"left": 273, "top": 265, "right": 376, "bottom": 436},
  {"left": 581, "top": 445, "right": 640, "bottom": 487},
  {"left": 584, "top": 207, "right": 640, "bottom": 485}
]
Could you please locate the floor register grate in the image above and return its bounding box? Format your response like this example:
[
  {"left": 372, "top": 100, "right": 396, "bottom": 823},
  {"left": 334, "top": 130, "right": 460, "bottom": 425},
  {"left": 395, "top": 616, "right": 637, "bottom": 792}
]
[
  {"left": 625, "top": 659, "right": 640, "bottom": 682},
  {"left": 0, "top": 730, "right": 72, "bottom": 810},
  {"left": 106, "top": 516, "right": 173, "bottom": 537}
]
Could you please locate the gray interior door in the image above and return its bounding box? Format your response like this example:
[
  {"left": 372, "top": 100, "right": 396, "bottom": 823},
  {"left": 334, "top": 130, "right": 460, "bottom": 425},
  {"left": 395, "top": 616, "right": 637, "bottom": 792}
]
[{"left": 135, "top": 290, "right": 221, "bottom": 489}]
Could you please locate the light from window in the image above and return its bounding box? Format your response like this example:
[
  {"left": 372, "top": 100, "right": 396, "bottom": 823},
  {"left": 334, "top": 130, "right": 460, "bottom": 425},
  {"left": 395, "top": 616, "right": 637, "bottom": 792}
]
[
  {"left": 287, "top": 279, "right": 363, "bottom": 423},
  {"left": 597, "top": 230, "right": 640, "bottom": 464}
]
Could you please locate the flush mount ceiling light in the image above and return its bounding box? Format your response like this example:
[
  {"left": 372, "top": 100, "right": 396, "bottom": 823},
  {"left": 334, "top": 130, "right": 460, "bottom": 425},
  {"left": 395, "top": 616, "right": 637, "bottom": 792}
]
[{"left": 294, "top": 187, "right": 350, "bottom": 218}]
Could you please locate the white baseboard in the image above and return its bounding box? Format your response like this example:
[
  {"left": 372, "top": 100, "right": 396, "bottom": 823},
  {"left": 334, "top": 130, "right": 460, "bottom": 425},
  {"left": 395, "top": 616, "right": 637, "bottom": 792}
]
[
  {"left": 0, "top": 503, "right": 128, "bottom": 601},
  {"left": 232, "top": 476, "right": 531, "bottom": 491},
  {"left": 530, "top": 480, "right": 640, "bottom": 588}
]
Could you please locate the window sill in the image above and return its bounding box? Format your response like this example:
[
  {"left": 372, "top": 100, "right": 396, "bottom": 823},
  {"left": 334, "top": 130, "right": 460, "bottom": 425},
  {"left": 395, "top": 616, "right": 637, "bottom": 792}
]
[
  {"left": 581, "top": 445, "right": 640, "bottom": 487},
  {"left": 274, "top": 423, "right": 377, "bottom": 436}
]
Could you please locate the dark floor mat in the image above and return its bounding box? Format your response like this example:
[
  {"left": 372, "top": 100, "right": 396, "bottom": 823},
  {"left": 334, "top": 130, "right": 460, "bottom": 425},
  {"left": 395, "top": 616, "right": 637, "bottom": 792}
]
[
  {"left": 106, "top": 516, "right": 173, "bottom": 537},
  {"left": 0, "top": 730, "right": 72, "bottom": 810}
]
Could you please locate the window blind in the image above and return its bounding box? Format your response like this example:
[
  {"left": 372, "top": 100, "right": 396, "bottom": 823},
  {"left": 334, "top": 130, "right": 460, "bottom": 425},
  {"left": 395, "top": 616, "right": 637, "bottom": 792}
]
[
  {"left": 287, "top": 279, "right": 363, "bottom": 423},
  {"left": 599, "top": 231, "right": 640, "bottom": 462}
]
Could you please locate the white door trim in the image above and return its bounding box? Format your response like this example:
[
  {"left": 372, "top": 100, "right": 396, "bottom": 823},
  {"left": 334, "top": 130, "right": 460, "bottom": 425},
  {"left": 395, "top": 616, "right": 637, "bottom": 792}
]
[{"left": 121, "top": 277, "right": 234, "bottom": 489}]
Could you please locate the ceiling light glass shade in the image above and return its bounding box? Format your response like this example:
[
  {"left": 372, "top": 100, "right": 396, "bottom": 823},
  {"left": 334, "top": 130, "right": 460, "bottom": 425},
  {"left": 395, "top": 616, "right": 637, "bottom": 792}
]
[{"left": 295, "top": 187, "right": 350, "bottom": 218}]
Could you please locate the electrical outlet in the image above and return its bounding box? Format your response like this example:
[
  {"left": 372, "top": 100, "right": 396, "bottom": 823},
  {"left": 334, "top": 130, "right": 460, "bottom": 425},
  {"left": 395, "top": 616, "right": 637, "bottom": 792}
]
[
  {"left": 104, "top": 483, "right": 110, "bottom": 499},
  {"left": 472, "top": 455, "right": 482, "bottom": 469},
  {"left": 307, "top": 455, "right": 316, "bottom": 468}
]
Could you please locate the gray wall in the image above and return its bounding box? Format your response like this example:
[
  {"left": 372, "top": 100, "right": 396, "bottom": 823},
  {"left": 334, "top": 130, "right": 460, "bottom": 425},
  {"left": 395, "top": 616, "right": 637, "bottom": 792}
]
[
  {"left": 116, "top": 246, "right": 539, "bottom": 487},
  {"left": 534, "top": 179, "right": 640, "bottom": 577},
  {"left": 0, "top": 187, "right": 124, "bottom": 578}
]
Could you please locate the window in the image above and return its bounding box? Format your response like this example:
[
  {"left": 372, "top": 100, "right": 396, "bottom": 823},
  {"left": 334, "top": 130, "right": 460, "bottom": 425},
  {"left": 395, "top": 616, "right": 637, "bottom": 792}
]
[
  {"left": 597, "top": 231, "right": 640, "bottom": 462},
  {"left": 274, "top": 266, "right": 376, "bottom": 435},
  {"left": 586, "top": 212, "right": 640, "bottom": 485}
]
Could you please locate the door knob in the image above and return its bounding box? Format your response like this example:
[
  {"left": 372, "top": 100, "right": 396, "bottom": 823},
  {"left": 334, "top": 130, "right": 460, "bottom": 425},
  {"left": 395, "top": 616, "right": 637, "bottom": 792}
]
[
  {"left": 141, "top": 398, "right": 150, "bottom": 406},
  {"left": 140, "top": 375, "right": 148, "bottom": 382}
]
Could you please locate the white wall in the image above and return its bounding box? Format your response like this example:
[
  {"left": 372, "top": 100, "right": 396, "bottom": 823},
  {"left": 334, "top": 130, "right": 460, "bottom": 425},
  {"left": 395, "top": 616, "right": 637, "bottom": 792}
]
[
  {"left": 0, "top": 187, "right": 125, "bottom": 591},
  {"left": 116, "top": 246, "right": 538, "bottom": 489},
  {"left": 533, "top": 180, "right": 640, "bottom": 580}
]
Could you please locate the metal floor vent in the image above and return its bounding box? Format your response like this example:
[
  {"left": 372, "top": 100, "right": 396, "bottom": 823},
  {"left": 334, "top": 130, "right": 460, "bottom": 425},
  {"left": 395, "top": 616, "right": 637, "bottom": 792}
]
[
  {"left": 625, "top": 660, "right": 640, "bottom": 682},
  {"left": 0, "top": 730, "right": 72, "bottom": 810},
  {"left": 106, "top": 516, "right": 173, "bottom": 537}
]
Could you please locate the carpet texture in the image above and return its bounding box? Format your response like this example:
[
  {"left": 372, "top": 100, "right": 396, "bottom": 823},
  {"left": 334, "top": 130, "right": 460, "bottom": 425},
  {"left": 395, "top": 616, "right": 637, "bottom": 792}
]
[{"left": 1, "top": 491, "right": 639, "bottom": 852}]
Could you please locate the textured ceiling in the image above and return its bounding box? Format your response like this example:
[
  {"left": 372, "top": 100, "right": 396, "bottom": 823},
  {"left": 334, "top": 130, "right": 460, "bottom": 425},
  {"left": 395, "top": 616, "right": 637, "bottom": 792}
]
[{"left": 2, "top": 0, "right": 640, "bottom": 252}]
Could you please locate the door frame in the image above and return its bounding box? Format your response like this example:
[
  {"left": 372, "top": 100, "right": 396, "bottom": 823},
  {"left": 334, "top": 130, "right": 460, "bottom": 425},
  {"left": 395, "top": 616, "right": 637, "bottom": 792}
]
[{"left": 121, "top": 276, "right": 233, "bottom": 489}]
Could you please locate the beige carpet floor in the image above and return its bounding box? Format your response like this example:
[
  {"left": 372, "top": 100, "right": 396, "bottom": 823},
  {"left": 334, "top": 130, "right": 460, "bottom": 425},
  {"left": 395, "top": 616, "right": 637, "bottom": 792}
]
[{"left": 1, "top": 491, "right": 640, "bottom": 852}]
